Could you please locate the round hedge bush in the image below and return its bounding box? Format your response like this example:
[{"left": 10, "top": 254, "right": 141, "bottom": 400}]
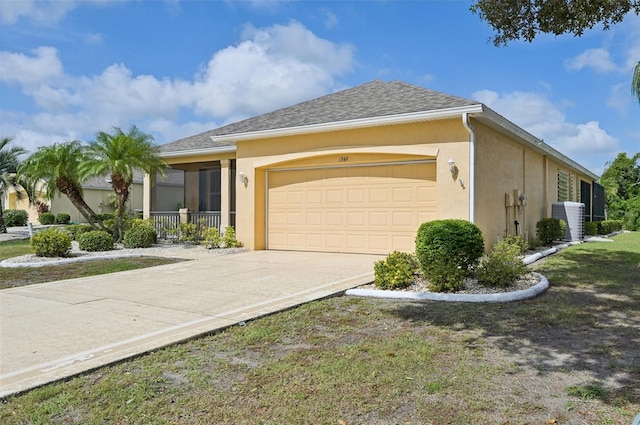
[
  {"left": 374, "top": 251, "right": 418, "bottom": 290},
  {"left": 3, "top": 209, "right": 29, "bottom": 226},
  {"left": 535, "top": 218, "right": 566, "bottom": 245},
  {"left": 31, "top": 227, "right": 72, "bottom": 257},
  {"left": 415, "top": 219, "right": 484, "bottom": 292},
  {"left": 123, "top": 224, "right": 157, "bottom": 248},
  {"left": 65, "top": 224, "right": 95, "bottom": 240},
  {"left": 77, "top": 230, "right": 114, "bottom": 252},
  {"left": 56, "top": 213, "right": 71, "bottom": 225},
  {"left": 39, "top": 212, "right": 55, "bottom": 225}
]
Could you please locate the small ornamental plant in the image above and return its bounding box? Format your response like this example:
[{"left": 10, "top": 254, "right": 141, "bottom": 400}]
[
  {"left": 477, "top": 238, "right": 528, "bottom": 287},
  {"left": 66, "top": 224, "right": 94, "bottom": 240},
  {"left": 222, "top": 226, "right": 241, "bottom": 248},
  {"left": 123, "top": 222, "right": 157, "bottom": 248},
  {"left": 38, "top": 212, "right": 55, "bottom": 225},
  {"left": 203, "top": 227, "right": 221, "bottom": 249},
  {"left": 374, "top": 251, "right": 418, "bottom": 290},
  {"left": 56, "top": 213, "right": 71, "bottom": 225},
  {"left": 31, "top": 227, "right": 72, "bottom": 257},
  {"left": 536, "top": 218, "right": 566, "bottom": 245},
  {"left": 3, "top": 209, "right": 29, "bottom": 226},
  {"left": 77, "top": 231, "right": 114, "bottom": 252}
]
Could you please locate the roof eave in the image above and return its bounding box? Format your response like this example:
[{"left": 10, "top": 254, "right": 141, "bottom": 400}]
[
  {"left": 159, "top": 145, "right": 236, "bottom": 159},
  {"left": 471, "top": 108, "right": 599, "bottom": 181},
  {"left": 210, "top": 104, "right": 485, "bottom": 144}
]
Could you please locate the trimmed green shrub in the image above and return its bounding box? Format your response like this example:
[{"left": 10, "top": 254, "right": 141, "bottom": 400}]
[
  {"left": 415, "top": 219, "right": 484, "bottom": 293},
  {"left": 535, "top": 218, "right": 566, "bottom": 245},
  {"left": 374, "top": 251, "right": 418, "bottom": 290},
  {"left": 178, "top": 223, "right": 199, "bottom": 243},
  {"left": 103, "top": 218, "right": 116, "bottom": 233},
  {"left": 600, "top": 219, "right": 623, "bottom": 234},
  {"left": 528, "top": 238, "right": 544, "bottom": 250},
  {"left": 98, "top": 213, "right": 115, "bottom": 221},
  {"left": 3, "top": 209, "right": 28, "bottom": 226},
  {"left": 203, "top": 227, "right": 221, "bottom": 249},
  {"left": 39, "top": 212, "right": 55, "bottom": 225},
  {"left": 56, "top": 213, "right": 71, "bottom": 225},
  {"left": 65, "top": 224, "right": 94, "bottom": 240},
  {"left": 477, "top": 238, "right": 528, "bottom": 287},
  {"left": 415, "top": 219, "right": 484, "bottom": 274},
  {"left": 425, "top": 258, "right": 467, "bottom": 292},
  {"left": 31, "top": 228, "right": 72, "bottom": 257},
  {"left": 585, "top": 221, "right": 598, "bottom": 236},
  {"left": 222, "top": 226, "right": 241, "bottom": 248},
  {"left": 123, "top": 223, "right": 157, "bottom": 248},
  {"left": 501, "top": 235, "right": 528, "bottom": 254},
  {"left": 77, "top": 231, "right": 114, "bottom": 252}
]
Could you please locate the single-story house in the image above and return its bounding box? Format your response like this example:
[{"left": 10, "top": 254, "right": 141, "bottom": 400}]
[
  {"left": 3, "top": 172, "right": 144, "bottom": 225},
  {"left": 144, "top": 80, "right": 603, "bottom": 254},
  {"left": 48, "top": 172, "right": 144, "bottom": 223},
  {"left": 3, "top": 185, "right": 39, "bottom": 224}
]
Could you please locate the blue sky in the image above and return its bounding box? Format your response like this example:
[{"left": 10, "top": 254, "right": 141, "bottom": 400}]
[{"left": 1, "top": 1, "right": 638, "bottom": 175}]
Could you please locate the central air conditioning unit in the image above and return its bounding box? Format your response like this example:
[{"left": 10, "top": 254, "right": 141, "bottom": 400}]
[{"left": 552, "top": 202, "right": 585, "bottom": 241}]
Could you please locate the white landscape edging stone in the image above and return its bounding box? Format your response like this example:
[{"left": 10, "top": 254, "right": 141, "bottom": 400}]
[
  {"left": 346, "top": 273, "right": 549, "bottom": 303},
  {"left": 0, "top": 253, "right": 146, "bottom": 268},
  {"left": 346, "top": 239, "right": 593, "bottom": 303}
]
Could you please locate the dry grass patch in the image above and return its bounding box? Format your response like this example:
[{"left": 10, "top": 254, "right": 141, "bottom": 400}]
[{"left": 1, "top": 233, "right": 639, "bottom": 424}]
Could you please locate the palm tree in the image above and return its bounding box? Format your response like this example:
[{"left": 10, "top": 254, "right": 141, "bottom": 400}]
[
  {"left": 19, "top": 141, "right": 105, "bottom": 229},
  {"left": 84, "top": 126, "right": 166, "bottom": 241},
  {"left": 633, "top": 61, "right": 640, "bottom": 104},
  {"left": 0, "top": 136, "right": 27, "bottom": 233}
]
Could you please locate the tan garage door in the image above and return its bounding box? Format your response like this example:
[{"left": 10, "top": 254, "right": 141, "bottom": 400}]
[{"left": 267, "top": 161, "right": 436, "bottom": 254}]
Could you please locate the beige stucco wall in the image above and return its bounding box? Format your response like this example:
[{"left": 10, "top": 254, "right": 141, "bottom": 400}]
[
  {"left": 474, "top": 121, "right": 596, "bottom": 248},
  {"left": 4, "top": 187, "right": 41, "bottom": 224},
  {"left": 235, "top": 119, "right": 472, "bottom": 250}
]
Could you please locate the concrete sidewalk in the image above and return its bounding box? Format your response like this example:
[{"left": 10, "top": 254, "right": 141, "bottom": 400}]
[{"left": 0, "top": 250, "right": 381, "bottom": 397}]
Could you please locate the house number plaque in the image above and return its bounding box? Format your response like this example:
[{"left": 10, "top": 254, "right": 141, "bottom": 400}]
[{"left": 338, "top": 156, "right": 349, "bottom": 163}]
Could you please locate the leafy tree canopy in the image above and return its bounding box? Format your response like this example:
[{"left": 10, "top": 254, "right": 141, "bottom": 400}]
[
  {"left": 600, "top": 152, "right": 640, "bottom": 230},
  {"left": 471, "top": 0, "right": 640, "bottom": 46},
  {"left": 83, "top": 126, "right": 166, "bottom": 241}
]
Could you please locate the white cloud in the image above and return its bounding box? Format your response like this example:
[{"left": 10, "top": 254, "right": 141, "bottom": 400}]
[
  {"left": 322, "top": 10, "right": 338, "bottom": 29},
  {"left": 473, "top": 89, "right": 618, "bottom": 172},
  {"left": 0, "top": 0, "right": 78, "bottom": 25},
  {"left": 0, "top": 47, "right": 64, "bottom": 87},
  {"left": 0, "top": 21, "right": 355, "bottom": 148},
  {"left": 564, "top": 48, "right": 618, "bottom": 73},
  {"left": 192, "top": 21, "right": 354, "bottom": 118}
]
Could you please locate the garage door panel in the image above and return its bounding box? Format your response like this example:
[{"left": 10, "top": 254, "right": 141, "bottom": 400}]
[
  {"left": 268, "top": 162, "right": 436, "bottom": 254},
  {"left": 369, "top": 211, "right": 389, "bottom": 226}
]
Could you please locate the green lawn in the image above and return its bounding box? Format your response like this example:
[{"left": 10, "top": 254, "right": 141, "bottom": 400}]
[
  {"left": 0, "top": 239, "right": 186, "bottom": 290},
  {"left": 0, "top": 233, "right": 638, "bottom": 424}
]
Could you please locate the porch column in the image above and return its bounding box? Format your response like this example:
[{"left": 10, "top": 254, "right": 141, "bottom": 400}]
[
  {"left": 220, "top": 159, "right": 230, "bottom": 229},
  {"left": 143, "top": 172, "right": 152, "bottom": 219}
]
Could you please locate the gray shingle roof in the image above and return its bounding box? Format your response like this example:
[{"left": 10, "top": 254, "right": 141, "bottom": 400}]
[
  {"left": 82, "top": 169, "right": 145, "bottom": 188},
  {"left": 160, "top": 80, "right": 479, "bottom": 153}
]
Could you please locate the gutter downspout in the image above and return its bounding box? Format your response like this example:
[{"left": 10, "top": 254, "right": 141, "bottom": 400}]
[{"left": 462, "top": 112, "right": 475, "bottom": 223}]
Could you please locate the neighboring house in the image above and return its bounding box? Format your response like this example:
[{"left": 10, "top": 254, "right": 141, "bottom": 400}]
[
  {"left": 49, "top": 171, "right": 144, "bottom": 223},
  {"left": 2, "top": 172, "right": 144, "bottom": 225},
  {"left": 145, "top": 80, "right": 602, "bottom": 254},
  {"left": 2, "top": 185, "right": 39, "bottom": 224}
]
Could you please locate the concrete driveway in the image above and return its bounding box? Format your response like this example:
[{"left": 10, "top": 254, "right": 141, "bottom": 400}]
[{"left": 0, "top": 250, "right": 381, "bottom": 397}]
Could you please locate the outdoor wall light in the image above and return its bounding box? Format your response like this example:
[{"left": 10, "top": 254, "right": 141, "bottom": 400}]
[
  {"left": 238, "top": 171, "right": 248, "bottom": 186},
  {"left": 519, "top": 193, "right": 528, "bottom": 207},
  {"left": 447, "top": 158, "right": 456, "bottom": 175}
]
